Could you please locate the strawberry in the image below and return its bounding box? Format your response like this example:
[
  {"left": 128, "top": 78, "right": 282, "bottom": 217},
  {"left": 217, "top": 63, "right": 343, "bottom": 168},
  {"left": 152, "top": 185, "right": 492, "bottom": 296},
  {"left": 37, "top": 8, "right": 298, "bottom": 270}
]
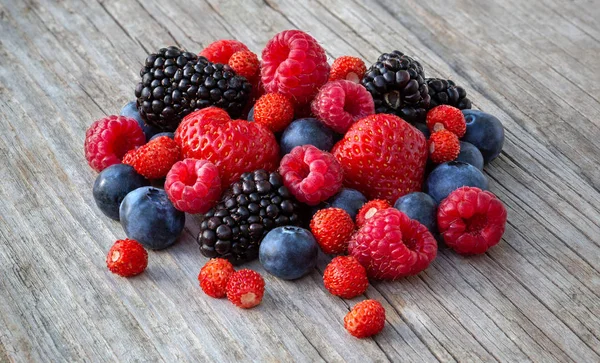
[
  {"left": 356, "top": 199, "right": 391, "bottom": 228},
  {"left": 106, "top": 239, "right": 148, "bottom": 277},
  {"left": 228, "top": 50, "right": 260, "bottom": 81},
  {"left": 226, "top": 269, "right": 265, "bottom": 309},
  {"left": 329, "top": 56, "right": 367, "bottom": 83},
  {"left": 323, "top": 256, "right": 368, "bottom": 299},
  {"left": 426, "top": 105, "right": 466, "bottom": 137},
  {"left": 310, "top": 208, "right": 355, "bottom": 254},
  {"left": 429, "top": 130, "right": 460, "bottom": 164},
  {"left": 344, "top": 300, "right": 386, "bottom": 338},
  {"left": 253, "top": 93, "right": 295, "bottom": 132},
  {"left": 198, "top": 258, "right": 235, "bottom": 298},
  {"left": 332, "top": 114, "right": 428, "bottom": 203},
  {"left": 122, "top": 136, "right": 180, "bottom": 179},
  {"left": 175, "top": 107, "right": 279, "bottom": 188}
]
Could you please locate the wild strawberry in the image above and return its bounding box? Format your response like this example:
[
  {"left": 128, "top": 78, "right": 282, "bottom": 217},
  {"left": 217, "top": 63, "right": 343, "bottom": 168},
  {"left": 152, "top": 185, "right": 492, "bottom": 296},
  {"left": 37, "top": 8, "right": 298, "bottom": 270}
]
[
  {"left": 323, "top": 256, "right": 368, "bottom": 299},
  {"left": 226, "top": 269, "right": 265, "bottom": 309},
  {"left": 310, "top": 208, "right": 355, "bottom": 254},
  {"left": 356, "top": 199, "right": 391, "bottom": 228},
  {"left": 228, "top": 50, "right": 260, "bottom": 81},
  {"left": 253, "top": 93, "right": 295, "bottom": 132},
  {"left": 199, "top": 39, "right": 249, "bottom": 64},
  {"left": 122, "top": 136, "right": 180, "bottom": 179},
  {"left": 426, "top": 105, "right": 466, "bottom": 137},
  {"left": 106, "top": 239, "right": 148, "bottom": 277},
  {"left": 198, "top": 258, "right": 235, "bottom": 298},
  {"left": 429, "top": 130, "right": 460, "bottom": 164},
  {"left": 329, "top": 56, "right": 367, "bottom": 83},
  {"left": 344, "top": 300, "right": 386, "bottom": 338}
]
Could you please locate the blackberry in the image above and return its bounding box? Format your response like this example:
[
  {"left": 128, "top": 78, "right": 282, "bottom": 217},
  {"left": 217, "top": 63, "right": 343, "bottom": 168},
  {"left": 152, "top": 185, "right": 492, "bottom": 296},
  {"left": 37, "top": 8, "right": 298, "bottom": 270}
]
[
  {"left": 135, "top": 46, "right": 252, "bottom": 131},
  {"left": 198, "top": 170, "right": 302, "bottom": 264},
  {"left": 426, "top": 78, "right": 472, "bottom": 110},
  {"left": 361, "top": 51, "right": 430, "bottom": 123}
]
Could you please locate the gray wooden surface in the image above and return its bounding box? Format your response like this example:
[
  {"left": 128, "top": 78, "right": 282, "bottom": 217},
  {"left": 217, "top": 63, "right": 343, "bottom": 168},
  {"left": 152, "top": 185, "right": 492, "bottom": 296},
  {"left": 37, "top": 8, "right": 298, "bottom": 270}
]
[{"left": 1, "top": 0, "right": 599, "bottom": 361}]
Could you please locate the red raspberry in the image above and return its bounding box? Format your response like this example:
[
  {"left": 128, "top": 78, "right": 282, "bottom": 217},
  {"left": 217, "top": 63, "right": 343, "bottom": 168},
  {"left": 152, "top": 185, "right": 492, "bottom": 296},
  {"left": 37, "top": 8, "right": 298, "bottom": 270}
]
[
  {"left": 261, "top": 30, "right": 330, "bottom": 105},
  {"left": 122, "top": 136, "right": 180, "bottom": 179},
  {"left": 437, "top": 186, "right": 507, "bottom": 254},
  {"left": 198, "top": 258, "right": 235, "bottom": 298},
  {"left": 310, "top": 208, "right": 355, "bottom": 254},
  {"left": 344, "top": 300, "right": 386, "bottom": 338},
  {"left": 356, "top": 199, "right": 391, "bottom": 228},
  {"left": 349, "top": 208, "right": 437, "bottom": 279},
  {"left": 429, "top": 130, "right": 460, "bottom": 164},
  {"left": 228, "top": 50, "right": 260, "bottom": 81},
  {"left": 329, "top": 56, "right": 367, "bottom": 83},
  {"left": 323, "top": 256, "right": 368, "bottom": 299},
  {"left": 165, "top": 158, "right": 222, "bottom": 214},
  {"left": 84, "top": 115, "right": 145, "bottom": 172},
  {"left": 279, "top": 145, "right": 343, "bottom": 206},
  {"left": 175, "top": 107, "right": 279, "bottom": 188},
  {"left": 226, "top": 269, "right": 265, "bottom": 309},
  {"left": 199, "top": 39, "right": 249, "bottom": 64},
  {"left": 426, "top": 105, "right": 466, "bottom": 137},
  {"left": 106, "top": 239, "right": 148, "bottom": 277},
  {"left": 253, "top": 93, "right": 295, "bottom": 132},
  {"left": 311, "top": 80, "right": 375, "bottom": 134},
  {"left": 333, "top": 114, "right": 428, "bottom": 203}
]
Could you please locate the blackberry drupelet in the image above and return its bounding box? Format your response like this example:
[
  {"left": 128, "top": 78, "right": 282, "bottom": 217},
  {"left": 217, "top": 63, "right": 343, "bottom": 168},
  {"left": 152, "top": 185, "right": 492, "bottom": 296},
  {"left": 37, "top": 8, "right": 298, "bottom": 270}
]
[
  {"left": 135, "top": 46, "right": 252, "bottom": 131},
  {"left": 361, "top": 51, "right": 430, "bottom": 123},
  {"left": 426, "top": 78, "right": 472, "bottom": 110},
  {"left": 198, "top": 170, "right": 302, "bottom": 264}
]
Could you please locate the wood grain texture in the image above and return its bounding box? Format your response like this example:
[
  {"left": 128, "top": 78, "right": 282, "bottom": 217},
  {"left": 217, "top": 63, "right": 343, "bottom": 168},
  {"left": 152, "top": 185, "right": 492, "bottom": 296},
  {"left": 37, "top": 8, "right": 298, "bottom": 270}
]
[{"left": 0, "top": 0, "right": 599, "bottom": 361}]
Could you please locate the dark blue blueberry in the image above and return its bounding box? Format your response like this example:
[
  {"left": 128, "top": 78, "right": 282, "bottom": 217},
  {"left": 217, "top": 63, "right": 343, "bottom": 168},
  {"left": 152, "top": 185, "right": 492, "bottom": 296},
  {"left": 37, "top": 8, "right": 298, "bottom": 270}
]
[
  {"left": 280, "top": 118, "right": 335, "bottom": 156},
  {"left": 247, "top": 106, "right": 255, "bottom": 121},
  {"left": 93, "top": 164, "right": 149, "bottom": 220},
  {"left": 426, "top": 161, "right": 488, "bottom": 204},
  {"left": 120, "top": 101, "right": 160, "bottom": 141},
  {"left": 413, "top": 122, "right": 430, "bottom": 139},
  {"left": 316, "top": 188, "right": 367, "bottom": 220},
  {"left": 394, "top": 192, "right": 437, "bottom": 233},
  {"left": 119, "top": 186, "right": 185, "bottom": 249},
  {"left": 259, "top": 226, "right": 318, "bottom": 280},
  {"left": 149, "top": 132, "right": 175, "bottom": 141},
  {"left": 457, "top": 141, "right": 484, "bottom": 170},
  {"left": 462, "top": 110, "right": 504, "bottom": 163}
]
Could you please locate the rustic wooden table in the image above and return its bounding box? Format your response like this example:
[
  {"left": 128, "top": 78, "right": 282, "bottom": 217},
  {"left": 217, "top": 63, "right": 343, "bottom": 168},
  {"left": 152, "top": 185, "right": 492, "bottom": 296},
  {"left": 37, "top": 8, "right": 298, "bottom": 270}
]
[{"left": 1, "top": 0, "right": 600, "bottom": 361}]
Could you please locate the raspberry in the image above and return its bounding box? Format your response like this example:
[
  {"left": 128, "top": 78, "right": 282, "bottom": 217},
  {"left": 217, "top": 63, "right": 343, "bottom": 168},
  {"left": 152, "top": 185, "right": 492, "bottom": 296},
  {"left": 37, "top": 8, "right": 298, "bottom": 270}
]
[
  {"left": 106, "top": 239, "right": 148, "bottom": 277},
  {"left": 323, "top": 256, "right": 368, "bottom": 299},
  {"left": 228, "top": 50, "right": 260, "bottom": 81},
  {"left": 261, "top": 30, "right": 330, "bottom": 105},
  {"left": 344, "top": 300, "right": 386, "bottom": 338},
  {"left": 311, "top": 80, "right": 375, "bottom": 134},
  {"left": 279, "top": 145, "right": 343, "bottom": 206},
  {"left": 253, "top": 93, "right": 295, "bottom": 132},
  {"left": 122, "top": 136, "right": 180, "bottom": 179},
  {"left": 199, "top": 39, "right": 249, "bottom": 64},
  {"left": 226, "top": 269, "right": 265, "bottom": 309},
  {"left": 429, "top": 130, "right": 460, "bottom": 164},
  {"left": 84, "top": 115, "right": 145, "bottom": 172},
  {"left": 356, "top": 199, "right": 391, "bottom": 228},
  {"left": 329, "top": 56, "right": 367, "bottom": 83},
  {"left": 332, "top": 114, "right": 428, "bottom": 203},
  {"left": 310, "top": 208, "right": 355, "bottom": 254},
  {"left": 165, "top": 158, "right": 222, "bottom": 214},
  {"left": 198, "top": 258, "right": 235, "bottom": 298},
  {"left": 426, "top": 105, "right": 466, "bottom": 137},
  {"left": 175, "top": 107, "right": 279, "bottom": 187},
  {"left": 437, "top": 186, "right": 507, "bottom": 254},
  {"left": 349, "top": 208, "right": 437, "bottom": 279}
]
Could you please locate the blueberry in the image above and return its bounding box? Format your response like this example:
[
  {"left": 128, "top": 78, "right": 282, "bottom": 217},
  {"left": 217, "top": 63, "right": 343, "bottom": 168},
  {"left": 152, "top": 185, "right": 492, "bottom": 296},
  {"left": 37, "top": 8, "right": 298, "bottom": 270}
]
[
  {"left": 457, "top": 141, "right": 484, "bottom": 170},
  {"left": 317, "top": 188, "right": 367, "bottom": 220},
  {"left": 247, "top": 106, "right": 255, "bottom": 121},
  {"left": 426, "top": 161, "right": 488, "bottom": 204},
  {"left": 119, "top": 186, "right": 185, "bottom": 249},
  {"left": 120, "top": 101, "right": 160, "bottom": 141},
  {"left": 280, "top": 118, "right": 335, "bottom": 156},
  {"left": 394, "top": 192, "right": 437, "bottom": 233},
  {"left": 259, "top": 226, "right": 318, "bottom": 280},
  {"left": 462, "top": 110, "right": 504, "bottom": 163},
  {"left": 149, "top": 132, "right": 175, "bottom": 141},
  {"left": 93, "top": 164, "right": 149, "bottom": 220},
  {"left": 413, "top": 122, "right": 430, "bottom": 139}
]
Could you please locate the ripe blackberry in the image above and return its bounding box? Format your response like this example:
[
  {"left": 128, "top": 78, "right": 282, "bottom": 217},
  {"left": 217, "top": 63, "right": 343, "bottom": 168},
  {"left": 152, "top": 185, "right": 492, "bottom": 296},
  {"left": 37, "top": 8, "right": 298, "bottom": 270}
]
[
  {"left": 361, "top": 51, "right": 430, "bottom": 123},
  {"left": 135, "top": 46, "right": 252, "bottom": 131},
  {"left": 198, "top": 170, "right": 302, "bottom": 264},
  {"left": 426, "top": 78, "right": 472, "bottom": 110}
]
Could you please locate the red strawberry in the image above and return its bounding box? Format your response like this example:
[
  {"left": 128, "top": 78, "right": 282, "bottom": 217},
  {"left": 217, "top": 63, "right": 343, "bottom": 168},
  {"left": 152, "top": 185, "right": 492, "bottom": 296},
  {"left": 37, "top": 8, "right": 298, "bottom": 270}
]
[
  {"left": 329, "top": 56, "right": 367, "bottom": 83},
  {"left": 200, "top": 39, "right": 249, "bottom": 64},
  {"left": 332, "top": 114, "right": 428, "bottom": 203},
  {"left": 356, "top": 199, "right": 391, "bottom": 228},
  {"left": 254, "top": 93, "right": 295, "bottom": 132},
  {"left": 344, "top": 300, "right": 386, "bottom": 338},
  {"left": 122, "top": 136, "right": 180, "bottom": 179},
  {"left": 426, "top": 105, "right": 466, "bottom": 137},
  {"left": 428, "top": 130, "right": 460, "bottom": 164},
  {"left": 175, "top": 107, "right": 279, "bottom": 188},
  {"left": 226, "top": 269, "right": 265, "bottom": 309},
  {"left": 323, "top": 256, "right": 368, "bottom": 299},
  {"left": 106, "top": 239, "right": 148, "bottom": 277},
  {"left": 228, "top": 50, "right": 260, "bottom": 82},
  {"left": 310, "top": 208, "right": 355, "bottom": 254},
  {"left": 198, "top": 258, "right": 235, "bottom": 298}
]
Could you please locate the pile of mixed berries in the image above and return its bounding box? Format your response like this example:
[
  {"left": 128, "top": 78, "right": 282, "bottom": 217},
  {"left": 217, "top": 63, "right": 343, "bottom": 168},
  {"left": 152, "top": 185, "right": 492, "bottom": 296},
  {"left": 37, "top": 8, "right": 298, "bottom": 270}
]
[{"left": 86, "top": 30, "right": 507, "bottom": 339}]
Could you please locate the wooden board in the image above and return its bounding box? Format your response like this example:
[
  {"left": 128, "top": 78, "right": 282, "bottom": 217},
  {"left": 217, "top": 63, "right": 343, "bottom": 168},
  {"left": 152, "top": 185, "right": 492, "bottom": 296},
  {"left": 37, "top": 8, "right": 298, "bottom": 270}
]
[{"left": 1, "top": 0, "right": 599, "bottom": 361}]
